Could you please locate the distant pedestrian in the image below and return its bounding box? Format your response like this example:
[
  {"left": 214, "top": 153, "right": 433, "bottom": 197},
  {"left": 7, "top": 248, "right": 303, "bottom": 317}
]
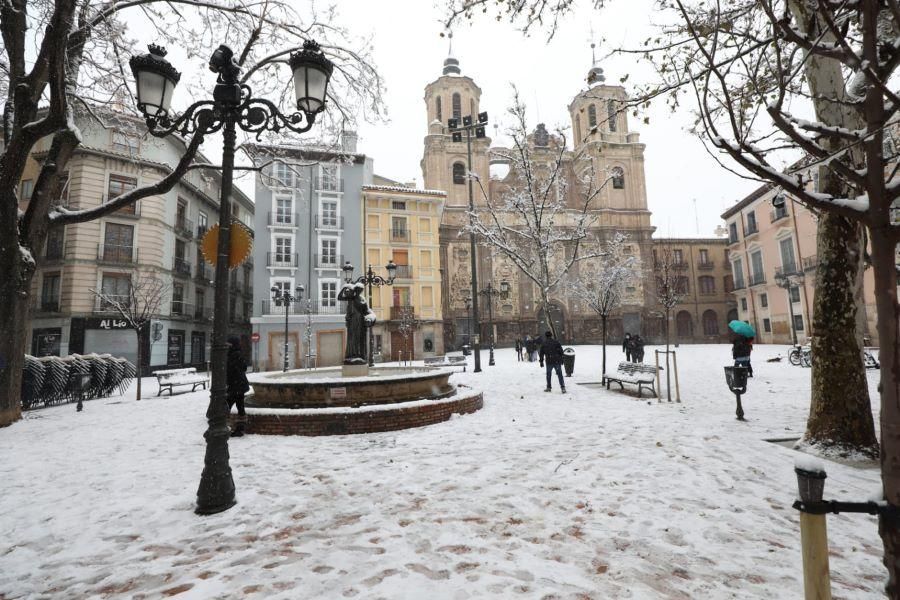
[
  {"left": 226, "top": 336, "right": 250, "bottom": 437},
  {"left": 524, "top": 335, "right": 533, "bottom": 362},
  {"left": 732, "top": 334, "right": 754, "bottom": 378},
  {"left": 632, "top": 335, "right": 645, "bottom": 363},
  {"left": 623, "top": 333, "right": 633, "bottom": 362},
  {"left": 515, "top": 338, "right": 523, "bottom": 362},
  {"left": 539, "top": 331, "right": 566, "bottom": 393},
  {"left": 532, "top": 333, "right": 542, "bottom": 363}
]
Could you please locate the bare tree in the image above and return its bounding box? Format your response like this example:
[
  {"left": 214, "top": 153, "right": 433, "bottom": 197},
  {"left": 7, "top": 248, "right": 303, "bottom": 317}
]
[
  {"left": 0, "top": 0, "right": 385, "bottom": 426},
  {"left": 466, "top": 92, "right": 607, "bottom": 339},
  {"left": 91, "top": 274, "right": 168, "bottom": 401},
  {"left": 653, "top": 245, "right": 688, "bottom": 402},
  {"left": 567, "top": 232, "right": 639, "bottom": 381}
]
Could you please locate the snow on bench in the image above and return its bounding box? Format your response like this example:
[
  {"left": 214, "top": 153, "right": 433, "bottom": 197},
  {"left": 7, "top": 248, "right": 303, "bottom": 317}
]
[
  {"left": 155, "top": 368, "right": 209, "bottom": 396},
  {"left": 603, "top": 362, "right": 657, "bottom": 398},
  {"left": 423, "top": 355, "right": 467, "bottom": 372}
]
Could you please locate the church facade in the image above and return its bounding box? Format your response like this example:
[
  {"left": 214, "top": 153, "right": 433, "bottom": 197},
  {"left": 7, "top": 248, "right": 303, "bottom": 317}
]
[{"left": 421, "top": 51, "right": 733, "bottom": 347}]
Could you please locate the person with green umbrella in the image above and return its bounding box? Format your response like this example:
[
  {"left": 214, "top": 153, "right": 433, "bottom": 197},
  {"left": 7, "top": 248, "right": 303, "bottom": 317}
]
[{"left": 729, "top": 320, "right": 755, "bottom": 377}]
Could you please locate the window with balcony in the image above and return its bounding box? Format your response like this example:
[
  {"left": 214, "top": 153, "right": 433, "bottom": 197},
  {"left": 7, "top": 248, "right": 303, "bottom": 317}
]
[
  {"left": 197, "top": 211, "right": 208, "bottom": 237},
  {"left": 41, "top": 272, "right": 60, "bottom": 312},
  {"left": 102, "top": 223, "right": 134, "bottom": 263},
  {"left": 176, "top": 198, "right": 192, "bottom": 237},
  {"left": 724, "top": 275, "right": 734, "bottom": 293},
  {"left": 100, "top": 273, "right": 131, "bottom": 309},
  {"left": 321, "top": 200, "right": 338, "bottom": 227},
  {"left": 273, "top": 162, "right": 295, "bottom": 188},
  {"left": 750, "top": 250, "right": 764, "bottom": 285},
  {"left": 320, "top": 164, "right": 339, "bottom": 191},
  {"left": 172, "top": 283, "right": 185, "bottom": 315},
  {"left": 321, "top": 281, "right": 338, "bottom": 308},
  {"left": 274, "top": 236, "right": 293, "bottom": 264},
  {"left": 699, "top": 276, "right": 715, "bottom": 294},
  {"left": 779, "top": 237, "right": 797, "bottom": 273},
  {"left": 728, "top": 222, "right": 739, "bottom": 244},
  {"left": 745, "top": 210, "right": 758, "bottom": 234},
  {"left": 275, "top": 195, "right": 293, "bottom": 225},
  {"left": 699, "top": 249, "right": 709, "bottom": 264},
  {"left": 391, "top": 216, "right": 409, "bottom": 242},
  {"left": 453, "top": 162, "right": 466, "bottom": 185},
  {"left": 320, "top": 238, "right": 338, "bottom": 265},
  {"left": 107, "top": 174, "right": 137, "bottom": 215},
  {"left": 732, "top": 258, "right": 745, "bottom": 289}
]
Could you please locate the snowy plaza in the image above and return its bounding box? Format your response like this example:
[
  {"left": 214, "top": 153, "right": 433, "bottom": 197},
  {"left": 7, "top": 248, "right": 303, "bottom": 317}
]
[{"left": 0, "top": 344, "right": 884, "bottom": 599}]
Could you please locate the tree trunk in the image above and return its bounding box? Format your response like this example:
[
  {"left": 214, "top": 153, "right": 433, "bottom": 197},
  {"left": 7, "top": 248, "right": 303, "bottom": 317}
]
[
  {"left": 135, "top": 328, "right": 142, "bottom": 401},
  {"left": 0, "top": 246, "right": 33, "bottom": 427},
  {"left": 804, "top": 214, "right": 878, "bottom": 456},
  {"left": 601, "top": 315, "right": 607, "bottom": 383}
]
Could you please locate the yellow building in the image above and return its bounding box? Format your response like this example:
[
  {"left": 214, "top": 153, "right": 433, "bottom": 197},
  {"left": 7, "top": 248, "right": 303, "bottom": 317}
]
[{"left": 362, "top": 184, "right": 446, "bottom": 360}]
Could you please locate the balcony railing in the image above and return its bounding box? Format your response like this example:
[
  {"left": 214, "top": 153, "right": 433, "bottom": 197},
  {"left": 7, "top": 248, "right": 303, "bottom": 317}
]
[
  {"left": 391, "top": 229, "right": 410, "bottom": 242},
  {"left": 314, "top": 253, "right": 343, "bottom": 268},
  {"left": 268, "top": 211, "right": 300, "bottom": 227},
  {"left": 315, "top": 214, "right": 344, "bottom": 229},
  {"left": 170, "top": 300, "right": 193, "bottom": 317},
  {"left": 195, "top": 263, "right": 212, "bottom": 282},
  {"left": 390, "top": 305, "right": 415, "bottom": 320},
  {"left": 94, "top": 296, "right": 130, "bottom": 312},
  {"left": 774, "top": 263, "right": 800, "bottom": 278},
  {"left": 770, "top": 207, "right": 789, "bottom": 222},
  {"left": 260, "top": 299, "right": 344, "bottom": 315},
  {"left": 97, "top": 244, "right": 137, "bottom": 264},
  {"left": 266, "top": 252, "right": 298, "bottom": 268},
  {"left": 744, "top": 222, "right": 759, "bottom": 236},
  {"left": 173, "top": 257, "right": 192, "bottom": 278},
  {"left": 34, "top": 298, "right": 60, "bottom": 313},
  {"left": 749, "top": 272, "right": 766, "bottom": 286},
  {"left": 175, "top": 216, "right": 194, "bottom": 238},
  {"left": 802, "top": 255, "right": 818, "bottom": 271},
  {"left": 697, "top": 261, "right": 715, "bottom": 270},
  {"left": 393, "top": 264, "right": 413, "bottom": 279},
  {"left": 314, "top": 176, "right": 344, "bottom": 192}
]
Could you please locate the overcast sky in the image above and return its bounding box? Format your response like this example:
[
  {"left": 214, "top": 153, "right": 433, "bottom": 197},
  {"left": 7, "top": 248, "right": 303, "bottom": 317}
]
[{"left": 324, "top": 0, "right": 762, "bottom": 238}]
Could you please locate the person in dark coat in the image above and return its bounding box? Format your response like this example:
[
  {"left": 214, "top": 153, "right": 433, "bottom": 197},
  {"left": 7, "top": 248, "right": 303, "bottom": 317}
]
[
  {"left": 622, "top": 333, "right": 633, "bottom": 362},
  {"left": 539, "top": 330, "right": 566, "bottom": 393},
  {"left": 632, "top": 335, "right": 645, "bottom": 363},
  {"left": 732, "top": 334, "right": 754, "bottom": 377},
  {"left": 532, "top": 333, "right": 543, "bottom": 363},
  {"left": 515, "top": 338, "right": 523, "bottom": 362},
  {"left": 226, "top": 336, "right": 250, "bottom": 436}
]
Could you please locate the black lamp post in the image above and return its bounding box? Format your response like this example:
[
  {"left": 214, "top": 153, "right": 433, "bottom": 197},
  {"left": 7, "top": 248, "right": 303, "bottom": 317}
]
[
  {"left": 464, "top": 297, "right": 472, "bottom": 349},
  {"left": 271, "top": 285, "right": 304, "bottom": 372},
  {"left": 448, "top": 111, "right": 488, "bottom": 373},
  {"left": 130, "top": 40, "right": 333, "bottom": 515},
  {"left": 342, "top": 260, "right": 397, "bottom": 366},
  {"left": 479, "top": 282, "right": 499, "bottom": 366},
  {"left": 774, "top": 268, "right": 805, "bottom": 346}
]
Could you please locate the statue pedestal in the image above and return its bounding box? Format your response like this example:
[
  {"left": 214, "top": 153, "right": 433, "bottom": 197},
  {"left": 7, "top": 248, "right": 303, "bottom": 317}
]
[{"left": 342, "top": 363, "right": 369, "bottom": 378}]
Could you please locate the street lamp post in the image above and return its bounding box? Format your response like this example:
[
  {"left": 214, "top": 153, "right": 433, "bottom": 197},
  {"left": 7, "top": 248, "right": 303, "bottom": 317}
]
[
  {"left": 479, "top": 282, "right": 499, "bottom": 366},
  {"left": 342, "top": 260, "right": 397, "bottom": 366},
  {"left": 271, "top": 285, "right": 304, "bottom": 372},
  {"left": 774, "top": 268, "right": 805, "bottom": 346},
  {"left": 130, "top": 40, "right": 333, "bottom": 515},
  {"left": 448, "top": 111, "right": 489, "bottom": 373},
  {"left": 464, "top": 297, "right": 472, "bottom": 350}
]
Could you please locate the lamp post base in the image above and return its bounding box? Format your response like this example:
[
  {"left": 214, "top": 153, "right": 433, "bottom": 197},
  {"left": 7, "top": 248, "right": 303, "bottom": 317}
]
[{"left": 195, "top": 422, "right": 237, "bottom": 515}]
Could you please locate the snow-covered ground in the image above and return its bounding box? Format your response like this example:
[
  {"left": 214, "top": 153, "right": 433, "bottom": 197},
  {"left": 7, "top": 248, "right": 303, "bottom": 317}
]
[{"left": 0, "top": 344, "right": 885, "bottom": 599}]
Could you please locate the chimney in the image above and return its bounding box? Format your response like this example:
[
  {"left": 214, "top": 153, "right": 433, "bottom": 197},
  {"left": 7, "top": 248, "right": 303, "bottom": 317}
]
[{"left": 341, "top": 130, "right": 358, "bottom": 153}]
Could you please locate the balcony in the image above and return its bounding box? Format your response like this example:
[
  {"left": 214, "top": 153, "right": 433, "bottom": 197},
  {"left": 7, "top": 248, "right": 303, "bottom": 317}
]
[
  {"left": 774, "top": 263, "right": 801, "bottom": 278},
  {"left": 697, "top": 261, "right": 715, "bottom": 270},
  {"left": 390, "top": 305, "right": 415, "bottom": 320},
  {"left": 314, "top": 176, "right": 344, "bottom": 192},
  {"left": 802, "top": 255, "right": 818, "bottom": 271},
  {"left": 97, "top": 244, "right": 137, "bottom": 265},
  {"left": 34, "top": 297, "right": 60, "bottom": 313},
  {"left": 393, "top": 264, "right": 413, "bottom": 279},
  {"left": 195, "top": 263, "right": 212, "bottom": 282},
  {"left": 260, "top": 299, "right": 344, "bottom": 316},
  {"left": 315, "top": 214, "right": 344, "bottom": 230},
  {"left": 173, "top": 257, "right": 192, "bottom": 278},
  {"left": 391, "top": 229, "right": 410, "bottom": 243},
  {"left": 170, "top": 300, "right": 193, "bottom": 318},
  {"left": 266, "top": 252, "right": 298, "bottom": 268},
  {"left": 102, "top": 194, "right": 141, "bottom": 218},
  {"left": 93, "top": 296, "right": 130, "bottom": 313},
  {"left": 749, "top": 272, "right": 766, "bottom": 286},
  {"left": 268, "top": 211, "right": 300, "bottom": 227},
  {"left": 175, "top": 216, "right": 194, "bottom": 238},
  {"left": 314, "top": 253, "right": 343, "bottom": 269},
  {"left": 743, "top": 223, "right": 759, "bottom": 237},
  {"left": 770, "top": 207, "right": 789, "bottom": 223}
]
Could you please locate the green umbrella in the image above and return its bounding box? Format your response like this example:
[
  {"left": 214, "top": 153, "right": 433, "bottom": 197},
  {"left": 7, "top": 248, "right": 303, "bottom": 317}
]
[{"left": 728, "top": 320, "right": 756, "bottom": 338}]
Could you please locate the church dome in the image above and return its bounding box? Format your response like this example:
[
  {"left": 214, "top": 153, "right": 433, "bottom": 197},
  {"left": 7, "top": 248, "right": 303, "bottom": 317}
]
[{"left": 586, "top": 43, "right": 605, "bottom": 85}]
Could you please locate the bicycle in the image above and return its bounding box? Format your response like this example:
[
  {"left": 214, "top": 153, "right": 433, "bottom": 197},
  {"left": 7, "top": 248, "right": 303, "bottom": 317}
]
[{"left": 788, "top": 343, "right": 812, "bottom": 367}]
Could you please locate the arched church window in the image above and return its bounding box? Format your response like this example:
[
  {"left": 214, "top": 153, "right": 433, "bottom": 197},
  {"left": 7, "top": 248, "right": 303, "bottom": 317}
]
[
  {"left": 611, "top": 166, "right": 625, "bottom": 189},
  {"left": 436, "top": 96, "right": 442, "bottom": 122},
  {"left": 575, "top": 115, "right": 582, "bottom": 143},
  {"left": 453, "top": 162, "right": 466, "bottom": 184},
  {"left": 588, "top": 104, "right": 597, "bottom": 128},
  {"left": 452, "top": 93, "right": 461, "bottom": 119},
  {"left": 608, "top": 100, "right": 617, "bottom": 132}
]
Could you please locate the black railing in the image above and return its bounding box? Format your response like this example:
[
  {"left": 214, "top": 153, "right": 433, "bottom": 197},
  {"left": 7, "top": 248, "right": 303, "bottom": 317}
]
[
  {"left": 266, "top": 252, "right": 298, "bottom": 268},
  {"left": 314, "top": 253, "right": 343, "bottom": 268},
  {"left": 97, "top": 244, "right": 137, "bottom": 264},
  {"left": 775, "top": 263, "right": 800, "bottom": 278},
  {"left": 697, "top": 261, "right": 715, "bottom": 270},
  {"left": 268, "top": 211, "right": 300, "bottom": 227},
  {"left": 314, "top": 176, "right": 344, "bottom": 192},
  {"left": 175, "top": 216, "right": 194, "bottom": 238},
  {"left": 391, "top": 229, "right": 410, "bottom": 242},
  {"left": 173, "top": 258, "right": 192, "bottom": 277},
  {"left": 749, "top": 272, "right": 766, "bottom": 286},
  {"left": 394, "top": 264, "right": 413, "bottom": 279},
  {"left": 770, "top": 207, "right": 789, "bottom": 222},
  {"left": 260, "top": 299, "right": 344, "bottom": 315},
  {"left": 315, "top": 214, "right": 344, "bottom": 229}
]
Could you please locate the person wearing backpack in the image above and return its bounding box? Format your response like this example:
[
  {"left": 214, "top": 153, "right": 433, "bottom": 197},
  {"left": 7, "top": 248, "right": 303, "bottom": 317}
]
[{"left": 539, "top": 330, "right": 566, "bottom": 394}]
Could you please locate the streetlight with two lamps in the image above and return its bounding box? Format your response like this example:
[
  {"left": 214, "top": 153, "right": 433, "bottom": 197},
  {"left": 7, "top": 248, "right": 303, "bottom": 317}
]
[
  {"left": 129, "top": 39, "right": 333, "bottom": 515},
  {"left": 342, "top": 260, "right": 397, "bottom": 366},
  {"left": 270, "top": 284, "right": 304, "bottom": 372}
]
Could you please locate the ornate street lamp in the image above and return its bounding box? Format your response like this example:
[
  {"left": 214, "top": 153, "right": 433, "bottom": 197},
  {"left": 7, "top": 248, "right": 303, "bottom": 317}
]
[
  {"left": 342, "top": 260, "right": 397, "bottom": 366},
  {"left": 130, "top": 40, "right": 333, "bottom": 516},
  {"left": 479, "top": 282, "right": 499, "bottom": 366},
  {"left": 774, "top": 268, "right": 805, "bottom": 346},
  {"left": 271, "top": 285, "right": 304, "bottom": 372}
]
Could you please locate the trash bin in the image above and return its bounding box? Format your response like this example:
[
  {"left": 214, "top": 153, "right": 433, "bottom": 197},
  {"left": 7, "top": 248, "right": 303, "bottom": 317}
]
[
  {"left": 562, "top": 347, "right": 575, "bottom": 377},
  {"left": 461, "top": 344, "right": 471, "bottom": 356}
]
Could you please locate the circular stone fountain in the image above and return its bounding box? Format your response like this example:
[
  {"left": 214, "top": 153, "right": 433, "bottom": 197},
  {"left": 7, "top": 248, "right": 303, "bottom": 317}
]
[{"left": 239, "top": 366, "right": 483, "bottom": 436}]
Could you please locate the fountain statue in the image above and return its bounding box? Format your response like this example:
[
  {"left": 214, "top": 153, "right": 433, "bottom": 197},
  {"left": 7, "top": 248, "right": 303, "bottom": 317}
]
[{"left": 338, "top": 282, "right": 372, "bottom": 366}]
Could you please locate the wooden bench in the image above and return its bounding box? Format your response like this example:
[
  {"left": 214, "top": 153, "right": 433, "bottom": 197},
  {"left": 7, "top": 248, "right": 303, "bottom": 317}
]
[
  {"left": 423, "top": 355, "right": 468, "bottom": 372},
  {"left": 155, "top": 368, "right": 209, "bottom": 396},
  {"left": 603, "top": 362, "right": 657, "bottom": 398}
]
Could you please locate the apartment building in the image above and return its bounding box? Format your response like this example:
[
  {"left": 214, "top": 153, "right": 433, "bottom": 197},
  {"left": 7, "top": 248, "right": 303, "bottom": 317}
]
[
  {"left": 721, "top": 183, "right": 878, "bottom": 344},
  {"left": 248, "top": 135, "right": 372, "bottom": 370},
  {"left": 362, "top": 184, "right": 446, "bottom": 361},
  {"left": 23, "top": 108, "right": 254, "bottom": 368}
]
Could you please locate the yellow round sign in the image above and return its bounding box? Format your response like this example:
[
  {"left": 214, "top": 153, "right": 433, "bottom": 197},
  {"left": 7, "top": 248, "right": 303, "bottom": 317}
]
[{"left": 200, "top": 221, "right": 253, "bottom": 269}]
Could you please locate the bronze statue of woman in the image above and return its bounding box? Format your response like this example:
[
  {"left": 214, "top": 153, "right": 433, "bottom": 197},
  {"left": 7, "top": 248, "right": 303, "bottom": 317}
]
[{"left": 337, "top": 283, "right": 374, "bottom": 364}]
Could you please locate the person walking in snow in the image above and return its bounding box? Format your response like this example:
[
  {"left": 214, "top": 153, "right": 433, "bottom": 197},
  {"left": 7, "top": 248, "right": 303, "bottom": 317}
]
[
  {"left": 539, "top": 331, "right": 566, "bottom": 393},
  {"left": 632, "top": 335, "right": 645, "bottom": 363},
  {"left": 732, "top": 334, "right": 754, "bottom": 378},
  {"left": 226, "top": 336, "right": 250, "bottom": 437},
  {"left": 515, "top": 338, "right": 523, "bottom": 362},
  {"left": 623, "top": 332, "right": 633, "bottom": 362},
  {"left": 531, "top": 332, "right": 543, "bottom": 363}
]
